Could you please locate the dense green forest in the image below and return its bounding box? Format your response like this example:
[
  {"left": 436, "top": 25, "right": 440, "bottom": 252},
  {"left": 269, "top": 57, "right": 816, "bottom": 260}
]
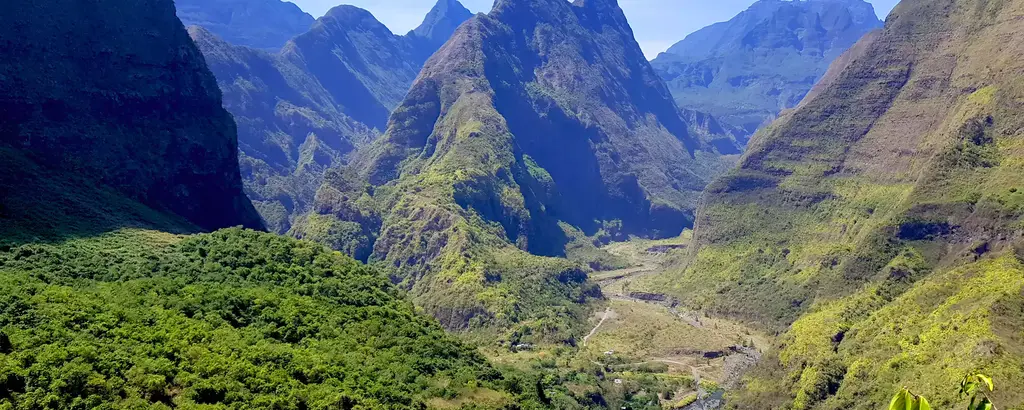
[
  {"left": 0, "top": 229, "right": 505, "bottom": 408},
  {"left": 0, "top": 229, "right": 698, "bottom": 409}
]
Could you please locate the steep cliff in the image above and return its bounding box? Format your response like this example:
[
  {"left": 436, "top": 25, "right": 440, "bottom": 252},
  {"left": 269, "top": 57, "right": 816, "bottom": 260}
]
[{"left": 0, "top": 0, "right": 262, "bottom": 242}]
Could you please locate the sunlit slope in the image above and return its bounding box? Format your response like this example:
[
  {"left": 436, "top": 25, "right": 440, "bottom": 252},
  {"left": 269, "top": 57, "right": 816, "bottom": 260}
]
[
  {"left": 296, "top": 0, "right": 735, "bottom": 332},
  {"left": 656, "top": 0, "right": 1024, "bottom": 407}
]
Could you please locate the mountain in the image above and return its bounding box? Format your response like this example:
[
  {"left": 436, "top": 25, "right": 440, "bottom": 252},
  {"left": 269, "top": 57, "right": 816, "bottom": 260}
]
[
  {"left": 651, "top": 0, "right": 883, "bottom": 143},
  {"left": 194, "top": 0, "right": 474, "bottom": 233},
  {"left": 297, "top": 0, "right": 735, "bottom": 331},
  {"left": 175, "top": 0, "right": 314, "bottom": 50},
  {"left": 0, "top": 0, "right": 262, "bottom": 242},
  {"left": 0, "top": 1, "right": 549, "bottom": 408},
  {"left": 409, "top": 0, "right": 476, "bottom": 49},
  {"left": 658, "top": 0, "right": 1024, "bottom": 407}
]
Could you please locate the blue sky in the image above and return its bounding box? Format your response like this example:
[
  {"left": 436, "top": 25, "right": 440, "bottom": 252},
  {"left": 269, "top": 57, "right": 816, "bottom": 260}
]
[{"left": 289, "top": 0, "right": 901, "bottom": 59}]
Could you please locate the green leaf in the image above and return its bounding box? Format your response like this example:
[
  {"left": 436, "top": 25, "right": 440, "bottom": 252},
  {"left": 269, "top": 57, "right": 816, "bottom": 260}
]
[
  {"left": 962, "top": 380, "right": 978, "bottom": 397},
  {"left": 889, "top": 389, "right": 931, "bottom": 410},
  {"left": 889, "top": 389, "right": 911, "bottom": 410},
  {"left": 917, "top": 395, "right": 932, "bottom": 410},
  {"left": 977, "top": 374, "right": 994, "bottom": 392}
]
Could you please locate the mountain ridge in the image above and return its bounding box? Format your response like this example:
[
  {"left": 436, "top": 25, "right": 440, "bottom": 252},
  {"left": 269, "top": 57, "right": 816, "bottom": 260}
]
[
  {"left": 194, "top": 0, "right": 474, "bottom": 233},
  {"left": 651, "top": 0, "right": 883, "bottom": 143},
  {"left": 299, "top": 0, "right": 735, "bottom": 331},
  {"left": 652, "top": 0, "right": 1024, "bottom": 406},
  {"left": 175, "top": 0, "right": 314, "bottom": 50}
]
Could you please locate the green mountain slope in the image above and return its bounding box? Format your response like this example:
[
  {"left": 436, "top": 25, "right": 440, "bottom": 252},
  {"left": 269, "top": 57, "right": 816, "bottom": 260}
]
[
  {"left": 193, "top": 0, "right": 474, "bottom": 233},
  {"left": 0, "top": 1, "right": 550, "bottom": 408},
  {"left": 175, "top": 0, "right": 314, "bottom": 50},
  {"left": 296, "top": 0, "right": 736, "bottom": 331},
  {"left": 651, "top": 0, "right": 882, "bottom": 142},
  {"left": 0, "top": 0, "right": 262, "bottom": 242},
  {"left": 654, "top": 0, "right": 1024, "bottom": 407},
  {"left": 0, "top": 229, "right": 512, "bottom": 408}
]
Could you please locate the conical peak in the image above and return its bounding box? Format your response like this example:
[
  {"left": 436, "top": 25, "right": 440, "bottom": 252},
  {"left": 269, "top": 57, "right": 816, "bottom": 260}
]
[{"left": 411, "top": 0, "right": 474, "bottom": 39}]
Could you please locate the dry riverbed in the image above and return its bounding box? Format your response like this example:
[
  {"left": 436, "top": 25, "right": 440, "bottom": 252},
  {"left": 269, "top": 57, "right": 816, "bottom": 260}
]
[{"left": 581, "top": 233, "right": 772, "bottom": 406}]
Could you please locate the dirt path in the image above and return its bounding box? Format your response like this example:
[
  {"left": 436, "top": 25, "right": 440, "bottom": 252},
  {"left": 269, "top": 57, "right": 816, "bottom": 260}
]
[
  {"left": 583, "top": 237, "right": 768, "bottom": 400},
  {"left": 582, "top": 307, "right": 613, "bottom": 346}
]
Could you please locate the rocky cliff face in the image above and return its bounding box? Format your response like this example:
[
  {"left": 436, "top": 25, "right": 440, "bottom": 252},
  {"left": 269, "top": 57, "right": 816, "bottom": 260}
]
[
  {"left": 175, "top": 0, "right": 314, "bottom": 50},
  {"left": 665, "top": 0, "right": 1024, "bottom": 406},
  {"left": 195, "top": 0, "right": 474, "bottom": 233},
  {"left": 651, "top": 0, "right": 882, "bottom": 143},
  {"left": 0, "top": 0, "right": 262, "bottom": 240},
  {"left": 301, "top": 0, "right": 734, "bottom": 330}
]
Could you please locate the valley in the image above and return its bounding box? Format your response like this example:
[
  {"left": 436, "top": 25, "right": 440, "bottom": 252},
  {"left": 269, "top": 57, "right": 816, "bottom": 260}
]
[
  {"left": 3, "top": 0, "right": 1024, "bottom": 408},
  {"left": 475, "top": 235, "right": 773, "bottom": 409}
]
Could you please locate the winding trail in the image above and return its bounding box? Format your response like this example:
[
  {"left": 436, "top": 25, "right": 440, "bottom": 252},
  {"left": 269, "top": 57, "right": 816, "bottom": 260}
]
[{"left": 582, "top": 307, "right": 613, "bottom": 346}]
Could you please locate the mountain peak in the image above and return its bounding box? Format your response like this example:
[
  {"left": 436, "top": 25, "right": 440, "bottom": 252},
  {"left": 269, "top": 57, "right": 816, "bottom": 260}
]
[
  {"left": 320, "top": 5, "right": 391, "bottom": 31},
  {"left": 409, "top": 0, "right": 473, "bottom": 46},
  {"left": 304, "top": 0, "right": 730, "bottom": 329}
]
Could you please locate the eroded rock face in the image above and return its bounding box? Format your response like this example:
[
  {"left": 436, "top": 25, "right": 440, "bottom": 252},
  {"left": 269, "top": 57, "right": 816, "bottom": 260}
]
[
  {"left": 652, "top": 0, "right": 883, "bottom": 143},
  {"left": 0, "top": 0, "right": 262, "bottom": 234}
]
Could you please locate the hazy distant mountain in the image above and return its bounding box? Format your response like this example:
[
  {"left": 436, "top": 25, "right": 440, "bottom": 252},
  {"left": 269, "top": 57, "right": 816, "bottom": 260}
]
[
  {"left": 298, "top": 0, "right": 735, "bottom": 330},
  {"left": 652, "top": 0, "right": 882, "bottom": 143},
  {"left": 193, "top": 0, "right": 474, "bottom": 232},
  {"left": 175, "top": 0, "right": 314, "bottom": 50},
  {"left": 0, "top": 0, "right": 262, "bottom": 241}
]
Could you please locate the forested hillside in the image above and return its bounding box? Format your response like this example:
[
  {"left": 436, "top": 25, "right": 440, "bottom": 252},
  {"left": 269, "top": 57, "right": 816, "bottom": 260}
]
[
  {"left": 0, "top": 0, "right": 550, "bottom": 408},
  {"left": 10, "top": 0, "right": 1024, "bottom": 407},
  {"left": 650, "top": 0, "right": 1024, "bottom": 407},
  {"left": 0, "top": 229, "right": 517, "bottom": 408}
]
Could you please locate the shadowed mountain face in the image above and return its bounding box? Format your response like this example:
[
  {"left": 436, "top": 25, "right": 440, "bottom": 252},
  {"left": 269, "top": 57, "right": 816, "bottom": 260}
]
[
  {"left": 298, "top": 0, "right": 735, "bottom": 330},
  {"left": 651, "top": 0, "right": 882, "bottom": 143},
  {"left": 0, "top": 0, "right": 262, "bottom": 242},
  {"left": 175, "top": 0, "right": 314, "bottom": 50},
  {"left": 193, "top": 0, "right": 473, "bottom": 233},
  {"left": 663, "top": 0, "right": 1024, "bottom": 406}
]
